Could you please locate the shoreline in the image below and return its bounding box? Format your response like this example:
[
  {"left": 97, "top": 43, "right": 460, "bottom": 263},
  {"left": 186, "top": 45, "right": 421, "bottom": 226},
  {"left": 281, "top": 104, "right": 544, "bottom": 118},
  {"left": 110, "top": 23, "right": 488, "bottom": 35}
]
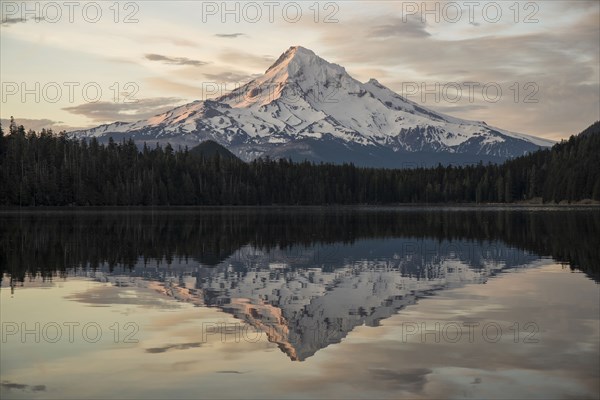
[{"left": 1, "top": 203, "right": 599, "bottom": 214}]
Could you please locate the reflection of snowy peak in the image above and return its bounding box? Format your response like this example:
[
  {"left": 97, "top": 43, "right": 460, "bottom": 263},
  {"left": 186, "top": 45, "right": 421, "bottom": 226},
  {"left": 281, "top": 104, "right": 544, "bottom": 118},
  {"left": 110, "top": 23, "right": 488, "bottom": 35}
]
[
  {"left": 70, "top": 46, "right": 553, "bottom": 167},
  {"left": 199, "top": 244, "right": 527, "bottom": 361},
  {"left": 71, "top": 238, "right": 539, "bottom": 361},
  {"left": 202, "top": 264, "right": 461, "bottom": 361}
]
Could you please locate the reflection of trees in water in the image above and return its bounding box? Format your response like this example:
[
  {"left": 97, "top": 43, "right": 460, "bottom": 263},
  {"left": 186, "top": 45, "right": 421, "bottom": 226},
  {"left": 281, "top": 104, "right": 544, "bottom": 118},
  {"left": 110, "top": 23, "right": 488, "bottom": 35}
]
[{"left": 1, "top": 209, "right": 598, "bottom": 282}]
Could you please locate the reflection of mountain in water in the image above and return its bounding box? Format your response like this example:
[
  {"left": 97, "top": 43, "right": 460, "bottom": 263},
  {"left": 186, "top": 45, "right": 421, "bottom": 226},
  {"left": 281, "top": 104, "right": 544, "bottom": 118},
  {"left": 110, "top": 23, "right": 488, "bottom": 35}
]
[
  {"left": 198, "top": 240, "right": 538, "bottom": 361},
  {"left": 74, "top": 238, "right": 538, "bottom": 361},
  {"left": 1, "top": 208, "right": 598, "bottom": 360},
  {"left": 196, "top": 238, "right": 540, "bottom": 360}
]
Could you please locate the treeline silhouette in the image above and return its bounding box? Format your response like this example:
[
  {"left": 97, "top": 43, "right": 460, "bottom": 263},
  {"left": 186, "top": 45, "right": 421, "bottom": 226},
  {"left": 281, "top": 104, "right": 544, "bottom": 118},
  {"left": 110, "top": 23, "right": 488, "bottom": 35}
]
[
  {"left": 1, "top": 209, "right": 599, "bottom": 282},
  {"left": 1, "top": 118, "right": 599, "bottom": 205}
]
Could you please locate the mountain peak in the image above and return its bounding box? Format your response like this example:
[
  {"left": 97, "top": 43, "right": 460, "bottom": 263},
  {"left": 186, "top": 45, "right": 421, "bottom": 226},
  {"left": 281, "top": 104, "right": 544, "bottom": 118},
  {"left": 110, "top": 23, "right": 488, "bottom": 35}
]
[
  {"left": 265, "top": 45, "right": 322, "bottom": 74},
  {"left": 288, "top": 45, "right": 314, "bottom": 55},
  {"left": 222, "top": 46, "right": 351, "bottom": 108},
  {"left": 267, "top": 46, "right": 348, "bottom": 84}
]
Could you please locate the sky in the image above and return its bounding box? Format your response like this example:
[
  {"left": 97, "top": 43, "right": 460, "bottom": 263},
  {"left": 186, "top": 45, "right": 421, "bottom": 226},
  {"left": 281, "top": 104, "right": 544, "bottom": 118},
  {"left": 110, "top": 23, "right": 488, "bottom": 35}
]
[{"left": 1, "top": 0, "right": 599, "bottom": 140}]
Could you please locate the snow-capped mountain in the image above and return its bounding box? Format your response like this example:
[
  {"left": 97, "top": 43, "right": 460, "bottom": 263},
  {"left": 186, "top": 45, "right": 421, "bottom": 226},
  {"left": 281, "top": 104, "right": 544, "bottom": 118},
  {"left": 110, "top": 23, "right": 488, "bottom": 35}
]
[{"left": 70, "top": 46, "right": 554, "bottom": 167}]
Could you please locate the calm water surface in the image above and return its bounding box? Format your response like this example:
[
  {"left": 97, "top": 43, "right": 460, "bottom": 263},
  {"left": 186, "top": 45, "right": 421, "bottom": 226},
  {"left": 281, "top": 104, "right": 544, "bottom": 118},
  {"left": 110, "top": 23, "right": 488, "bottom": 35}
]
[{"left": 1, "top": 208, "right": 599, "bottom": 399}]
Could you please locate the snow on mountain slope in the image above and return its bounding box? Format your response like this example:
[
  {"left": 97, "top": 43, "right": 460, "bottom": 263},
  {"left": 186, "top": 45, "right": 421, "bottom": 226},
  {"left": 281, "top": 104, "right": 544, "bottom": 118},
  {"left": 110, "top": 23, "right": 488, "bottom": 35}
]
[{"left": 70, "top": 46, "right": 554, "bottom": 167}]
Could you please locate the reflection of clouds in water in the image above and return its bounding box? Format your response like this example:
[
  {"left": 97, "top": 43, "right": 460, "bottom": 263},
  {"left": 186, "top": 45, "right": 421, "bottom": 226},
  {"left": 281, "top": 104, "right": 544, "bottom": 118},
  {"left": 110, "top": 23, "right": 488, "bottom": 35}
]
[
  {"left": 429, "top": 367, "right": 596, "bottom": 400},
  {"left": 65, "top": 284, "right": 182, "bottom": 309},
  {"left": 215, "top": 370, "right": 245, "bottom": 374},
  {"left": 368, "top": 367, "right": 432, "bottom": 391},
  {"left": 1, "top": 265, "right": 598, "bottom": 399},
  {"left": 1, "top": 381, "right": 46, "bottom": 392},
  {"left": 145, "top": 342, "right": 203, "bottom": 353},
  {"left": 171, "top": 360, "right": 202, "bottom": 372}
]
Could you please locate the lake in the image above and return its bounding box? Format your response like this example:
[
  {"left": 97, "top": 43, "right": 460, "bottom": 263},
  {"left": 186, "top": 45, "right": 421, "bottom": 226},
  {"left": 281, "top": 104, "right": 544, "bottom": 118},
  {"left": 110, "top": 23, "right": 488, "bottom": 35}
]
[{"left": 1, "top": 207, "right": 599, "bottom": 399}]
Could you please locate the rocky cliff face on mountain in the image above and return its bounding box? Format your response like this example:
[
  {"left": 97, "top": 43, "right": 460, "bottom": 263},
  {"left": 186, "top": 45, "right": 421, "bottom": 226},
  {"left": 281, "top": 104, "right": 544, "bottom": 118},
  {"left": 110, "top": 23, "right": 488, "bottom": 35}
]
[{"left": 70, "top": 46, "right": 554, "bottom": 167}]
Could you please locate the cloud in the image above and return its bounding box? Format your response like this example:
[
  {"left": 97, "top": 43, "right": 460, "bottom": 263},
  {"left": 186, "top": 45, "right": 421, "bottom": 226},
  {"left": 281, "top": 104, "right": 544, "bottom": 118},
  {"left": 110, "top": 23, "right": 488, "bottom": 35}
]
[
  {"left": 106, "top": 57, "right": 140, "bottom": 65},
  {"left": 62, "top": 97, "right": 184, "bottom": 123},
  {"left": 203, "top": 71, "right": 260, "bottom": 83},
  {"left": 1, "top": 17, "right": 25, "bottom": 26},
  {"left": 0, "top": 118, "right": 84, "bottom": 132},
  {"left": 432, "top": 104, "right": 489, "bottom": 114},
  {"left": 146, "top": 36, "right": 199, "bottom": 47},
  {"left": 145, "top": 77, "right": 205, "bottom": 98},
  {"left": 369, "top": 16, "right": 431, "bottom": 38},
  {"left": 215, "top": 33, "right": 245, "bottom": 39},
  {"left": 219, "top": 50, "right": 275, "bottom": 70},
  {"left": 144, "top": 54, "right": 209, "bottom": 67},
  {"left": 1, "top": 16, "right": 44, "bottom": 26}
]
